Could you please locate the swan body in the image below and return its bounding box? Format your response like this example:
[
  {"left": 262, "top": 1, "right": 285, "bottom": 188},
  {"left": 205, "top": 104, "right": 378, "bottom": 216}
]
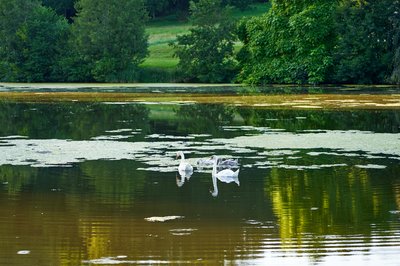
[
  {"left": 197, "top": 156, "right": 239, "bottom": 170},
  {"left": 210, "top": 155, "right": 240, "bottom": 197},
  {"left": 218, "top": 158, "right": 239, "bottom": 168},
  {"left": 176, "top": 151, "right": 193, "bottom": 180}
]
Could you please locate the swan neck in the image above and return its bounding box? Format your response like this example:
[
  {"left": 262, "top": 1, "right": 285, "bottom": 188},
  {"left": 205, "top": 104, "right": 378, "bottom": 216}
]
[
  {"left": 212, "top": 173, "right": 218, "bottom": 197},
  {"left": 212, "top": 156, "right": 218, "bottom": 174}
]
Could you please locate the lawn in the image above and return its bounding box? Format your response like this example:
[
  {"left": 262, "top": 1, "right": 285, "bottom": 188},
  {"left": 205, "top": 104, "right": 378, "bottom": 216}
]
[{"left": 140, "top": 2, "right": 271, "bottom": 80}]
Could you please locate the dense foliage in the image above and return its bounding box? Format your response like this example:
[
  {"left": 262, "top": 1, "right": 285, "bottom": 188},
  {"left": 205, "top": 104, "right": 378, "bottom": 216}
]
[
  {"left": 172, "top": 0, "right": 237, "bottom": 82},
  {"left": 237, "top": 0, "right": 336, "bottom": 84},
  {"left": 68, "top": 0, "right": 148, "bottom": 82},
  {"left": 0, "top": 0, "right": 399, "bottom": 84},
  {"left": 40, "top": 0, "right": 263, "bottom": 21},
  {"left": 0, "top": 0, "right": 69, "bottom": 82},
  {"left": 238, "top": 0, "right": 400, "bottom": 84}
]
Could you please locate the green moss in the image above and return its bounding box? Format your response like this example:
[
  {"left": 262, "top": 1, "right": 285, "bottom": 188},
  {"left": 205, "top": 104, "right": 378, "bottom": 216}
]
[{"left": 1, "top": 92, "right": 399, "bottom": 110}]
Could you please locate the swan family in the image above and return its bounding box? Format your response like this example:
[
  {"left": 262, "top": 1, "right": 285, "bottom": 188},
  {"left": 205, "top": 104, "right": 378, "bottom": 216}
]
[{"left": 176, "top": 151, "right": 240, "bottom": 196}]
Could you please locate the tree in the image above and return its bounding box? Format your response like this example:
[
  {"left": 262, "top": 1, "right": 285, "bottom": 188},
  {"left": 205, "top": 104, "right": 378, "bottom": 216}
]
[
  {"left": 332, "top": 0, "right": 396, "bottom": 84},
  {"left": 1, "top": 0, "right": 35, "bottom": 81},
  {"left": 0, "top": 0, "right": 69, "bottom": 82},
  {"left": 70, "top": 0, "right": 148, "bottom": 82},
  {"left": 237, "top": 0, "right": 336, "bottom": 85},
  {"left": 172, "top": 0, "right": 237, "bottom": 83}
]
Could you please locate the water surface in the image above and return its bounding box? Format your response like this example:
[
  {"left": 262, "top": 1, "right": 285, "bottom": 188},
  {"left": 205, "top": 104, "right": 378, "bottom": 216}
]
[{"left": 0, "top": 91, "right": 400, "bottom": 265}]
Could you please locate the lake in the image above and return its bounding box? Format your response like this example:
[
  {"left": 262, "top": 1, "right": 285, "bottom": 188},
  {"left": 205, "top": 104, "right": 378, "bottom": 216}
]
[{"left": 0, "top": 84, "right": 399, "bottom": 265}]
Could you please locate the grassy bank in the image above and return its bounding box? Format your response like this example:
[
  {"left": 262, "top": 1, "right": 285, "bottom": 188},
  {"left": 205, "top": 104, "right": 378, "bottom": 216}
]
[{"left": 140, "top": 3, "right": 271, "bottom": 82}]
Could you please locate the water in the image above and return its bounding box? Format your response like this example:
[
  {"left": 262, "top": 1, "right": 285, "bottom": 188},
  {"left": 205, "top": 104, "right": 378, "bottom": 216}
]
[{"left": 0, "top": 97, "right": 399, "bottom": 265}]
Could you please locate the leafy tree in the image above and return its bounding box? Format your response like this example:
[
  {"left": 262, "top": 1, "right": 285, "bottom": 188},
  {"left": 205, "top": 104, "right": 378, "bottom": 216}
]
[
  {"left": 172, "top": 0, "right": 237, "bottom": 83},
  {"left": 332, "top": 0, "right": 396, "bottom": 84},
  {"left": 0, "top": 0, "right": 37, "bottom": 81},
  {"left": 70, "top": 0, "right": 148, "bottom": 82},
  {"left": 0, "top": 0, "right": 69, "bottom": 82},
  {"left": 237, "top": 0, "right": 336, "bottom": 85}
]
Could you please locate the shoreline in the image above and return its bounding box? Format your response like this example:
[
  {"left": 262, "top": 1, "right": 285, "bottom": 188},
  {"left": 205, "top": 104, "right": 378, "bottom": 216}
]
[{"left": 1, "top": 91, "right": 399, "bottom": 110}]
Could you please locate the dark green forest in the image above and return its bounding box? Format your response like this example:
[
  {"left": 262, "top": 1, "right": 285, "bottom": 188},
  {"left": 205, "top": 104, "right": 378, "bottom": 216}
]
[{"left": 0, "top": 0, "right": 399, "bottom": 84}]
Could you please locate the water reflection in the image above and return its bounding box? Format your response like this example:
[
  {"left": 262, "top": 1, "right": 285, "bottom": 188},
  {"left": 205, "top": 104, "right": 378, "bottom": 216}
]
[
  {"left": 175, "top": 104, "right": 235, "bottom": 135},
  {"left": 265, "top": 166, "right": 400, "bottom": 251},
  {"left": 0, "top": 101, "right": 399, "bottom": 265},
  {"left": 0, "top": 102, "right": 151, "bottom": 140}
]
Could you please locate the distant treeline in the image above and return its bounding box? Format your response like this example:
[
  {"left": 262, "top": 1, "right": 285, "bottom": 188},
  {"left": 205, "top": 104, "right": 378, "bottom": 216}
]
[
  {"left": 41, "top": 0, "right": 265, "bottom": 21},
  {"left": 0, "top": 0, "right": 399, "bottom": 84}
]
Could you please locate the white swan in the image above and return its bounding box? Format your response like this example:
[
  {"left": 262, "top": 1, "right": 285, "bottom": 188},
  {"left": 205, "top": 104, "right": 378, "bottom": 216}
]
[
  {"left": 218, "top": 158, "right": 239, "bottom": 168},
  {"left": 176, "top": 151, "right": 193, "bottom": 181},
  {"left": 197, "top": 156, "right": 239, "bottom": 170},
  {"left": 210, "top": 155, "right": 239, "bottom": 197}
]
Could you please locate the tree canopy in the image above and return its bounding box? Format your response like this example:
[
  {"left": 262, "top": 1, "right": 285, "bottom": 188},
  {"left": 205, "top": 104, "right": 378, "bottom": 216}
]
[
  {"left": 172, "top": 0, "right": 237, "bottom": 83},
  {"left": 0, "top": 0, "right": 69, "bottom": 82},
  {"left": 0, "top": 0, "right": 399, "bottom": 85},
  {"left": 238, "top": 0, "right": 400, "bottom": 84},
  {"left": 69, "top": 0, "right": 148, "bottom": 82}
]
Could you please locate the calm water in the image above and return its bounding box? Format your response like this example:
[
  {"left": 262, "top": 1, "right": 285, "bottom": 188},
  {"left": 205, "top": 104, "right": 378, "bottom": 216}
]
[{"left": 0, "top": 98, "right": 400, "bottom": 265}]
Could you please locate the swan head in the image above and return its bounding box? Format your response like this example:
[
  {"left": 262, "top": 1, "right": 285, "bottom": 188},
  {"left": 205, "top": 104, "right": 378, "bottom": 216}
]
[
  {"left": 176, "top": 151, "right": 184, "bottom": 159},
  {"left": 209, "top": 155, "right": 218, "bottom": 161},
  {"left": 209, "top": 155, "right": 221, "bottom": 166}
]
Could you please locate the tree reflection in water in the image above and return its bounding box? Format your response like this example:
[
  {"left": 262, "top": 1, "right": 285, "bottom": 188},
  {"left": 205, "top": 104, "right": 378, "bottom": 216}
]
[{"left": 0, "top": 101, "right": 399, "bottom": 265}]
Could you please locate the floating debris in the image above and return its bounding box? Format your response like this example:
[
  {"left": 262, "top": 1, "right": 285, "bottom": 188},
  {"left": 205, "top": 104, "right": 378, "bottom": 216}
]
[
  {"left": 144, "top": 216, "right": 184, "bottom": 222},
  {"left": 17, "top": 250, "right": 30, "bottom": 255},
  {"left": 169, "top": 228, "right": 198, "bottom": 236}
]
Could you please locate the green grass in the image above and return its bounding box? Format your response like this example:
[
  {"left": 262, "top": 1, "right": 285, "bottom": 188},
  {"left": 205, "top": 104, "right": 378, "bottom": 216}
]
[
  {"left": 141, "top": 44, "right": 178, "bottom": 69},
  {"left": 140, "top": 3, "right": 271, "bottom": 82}
]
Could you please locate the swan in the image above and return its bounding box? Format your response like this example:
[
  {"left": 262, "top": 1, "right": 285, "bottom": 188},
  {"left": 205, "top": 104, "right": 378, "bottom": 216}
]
[
  {"left": 210, "top": 155, "right": 239, "bottom": 197},
  {"left": 176, "top": 151, "right": 193, "bottom": 180},
  {"left": 196, "top": 158, "right": 214, "bottom": 171},
  {"left": 197, "top": 156, "right": 239, "bottom": 170},
  {"left": 216, "top": 158, "right": 239, "bottom": 168}
]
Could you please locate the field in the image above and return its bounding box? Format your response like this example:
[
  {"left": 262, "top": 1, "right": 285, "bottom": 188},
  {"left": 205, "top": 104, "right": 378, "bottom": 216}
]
[{"left": 139, "top": 3, "right": 271, "bottom": 82}]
